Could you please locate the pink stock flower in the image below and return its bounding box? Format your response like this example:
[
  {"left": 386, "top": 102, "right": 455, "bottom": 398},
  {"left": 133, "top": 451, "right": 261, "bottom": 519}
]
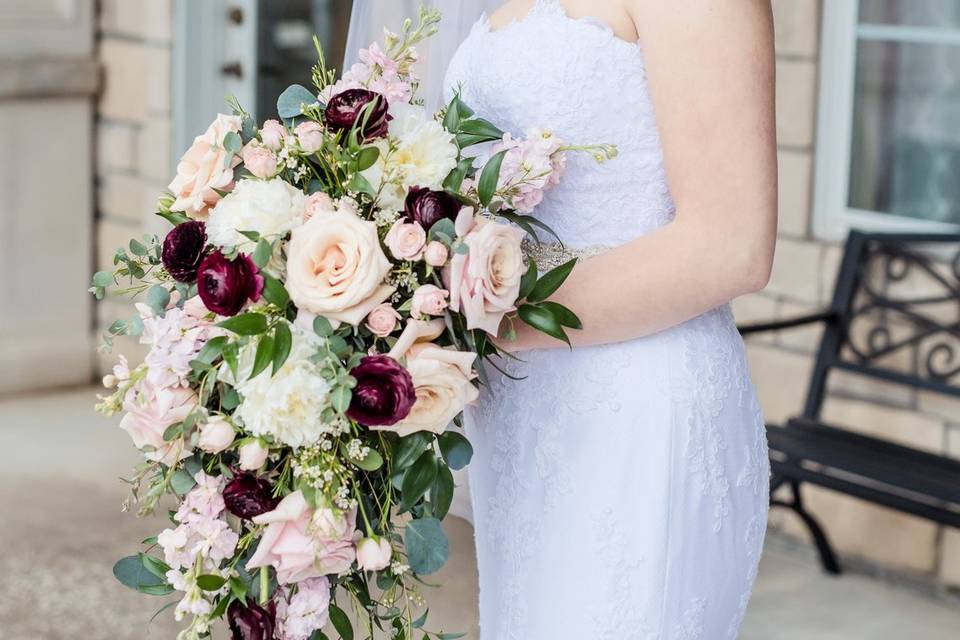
[
  {"left": 488, "top": 129, "right": 565, "bottom": 213},
  {"left": 176, "top": 471, "right": 227, "bottom": 522},
  {"left": 242, "top": 142, "right": 279, "bottom": 179},
  {"left": 276, "top": 577, "right": 331, "bottom": 640},
  {"left": 246, "top": 491, "right": 357, "bottom": 584},
  {"left": 119, "top": 383, "right": 197, "bottom": 465},
  {"left": 138, "top": 299, "right": 217, "bottom": 389}
]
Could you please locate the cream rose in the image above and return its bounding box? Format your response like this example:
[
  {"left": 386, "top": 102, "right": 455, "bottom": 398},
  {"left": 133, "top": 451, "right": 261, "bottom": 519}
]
[
  {"left": 285, "top": 203, "right": 395, "bottom": 325},
  {"left": 446, "top": 217, "right": 527, "bottom": 334},
  {"left": 387, "top": 345, "right": 479, "bottom": 437},
  {"left": 168, "top": 114, "right": 242, "bottom": 219}
]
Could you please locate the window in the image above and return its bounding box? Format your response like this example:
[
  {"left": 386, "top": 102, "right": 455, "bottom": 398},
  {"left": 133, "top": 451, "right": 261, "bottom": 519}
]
[{"left": 815, "top": 1, "right": 960, "bottom": 238}]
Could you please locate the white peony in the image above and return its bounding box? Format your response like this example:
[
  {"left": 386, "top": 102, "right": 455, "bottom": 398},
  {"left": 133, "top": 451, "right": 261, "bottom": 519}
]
[
  {"left": 225, "top": 328, "right": 332, "bottom": 448},
  {"left": 206, "top": 178, "right": 307, "bottom": 252},
  {"left": 362, "top": 102, "right": 458, "bottom": 212}
]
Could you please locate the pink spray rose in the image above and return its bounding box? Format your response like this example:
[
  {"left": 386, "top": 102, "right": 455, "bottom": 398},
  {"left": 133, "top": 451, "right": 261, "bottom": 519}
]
[
  {"left": 355, "top": 536, "right": 392, "bottom": 572},
  {"left": 168, "top": 114, "right": 243, "bottom": 218},
  {"left": 423, "top": 241, "right": 449, "bottom": 267},
  {"left": 385, "top": 219, "right": 426, "bottom": 261},
  {"left": 366, "top": 303, "right": 401, "bottom": 337},
  {"left": 238, "top": 440, "right": 270, "bottom": 471},
  {"left": 246, "top": 491, "right": 357, "bottom": 584},
  {"left": 411, "top": 284, "right": 449, "bottom": 319},
  {"left": 241, "top": 142, "right": 279, "bottom": 179},
  {"left": 445, "top": 216, "right": 527, "bottom": 335},
  {"left": 295, "top": 121, "right": 325, "bottom": 154},
  {"left": 197, "top": 418, "right": 236, "bottom": 453},
  {"left": 260, "top": 119, "right": 287, "bottom": 151}
]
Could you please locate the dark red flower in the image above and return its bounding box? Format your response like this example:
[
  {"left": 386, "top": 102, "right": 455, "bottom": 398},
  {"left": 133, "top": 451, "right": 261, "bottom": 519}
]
[
  {"left": 196, "top": 251, "right": 264, "bottom": 316},
  {"left": 223, "top": 474, "right": 278, "bottom": 520},
  {"left": 228, "top": 599, "right": 275, "bottom": 640},
  {"left": 347, "top": 355, "right": 416, "bottom": 426},
  {"left": 161, "top": 220, "right": 208, "bottom": 283},
  {"left": 325, "top": 89, "right": 391, "bottom": 140},
  {"left": 404, "top": 187, "right": 460, "bottom": 231}
]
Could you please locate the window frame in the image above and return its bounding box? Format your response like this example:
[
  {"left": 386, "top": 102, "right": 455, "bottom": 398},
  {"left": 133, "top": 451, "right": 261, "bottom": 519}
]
[{"left": 814, "top": 1, "right": 960, "bottom": 240}]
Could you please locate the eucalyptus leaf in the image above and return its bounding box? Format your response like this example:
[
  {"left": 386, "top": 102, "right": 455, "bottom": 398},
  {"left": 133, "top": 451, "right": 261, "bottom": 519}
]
[
  {"left": 222, "top": 131, "right": 243, "bottom": 156},
  {"left": 146, "top": 285, "right": 171, "bottom": 315},
  {"left": 113, "top": 555, "right": 166, "bottom": 592},
  {"left": 252, "top": 238, "right": 273, "bottom": 269},
  {"left": 404, "top": 517, "right": 449, "bottom": 575},
  {"left": 438, "top": 431, "right": 474, "bottom": 471},
  {"left": 171, "top": 469, "right": 197, "bottom": 495},
  {"left": 93, "top": 270, "right": 114, "bottom": 287},
  {"left": 312, "top": 316, "right": 334, "bottom": 337},
  {"left": 277, "top": 84, "right": 318, "bottom": 119},
  {"left": 330, "top": 385, "right": 352, "bottom": 414}
]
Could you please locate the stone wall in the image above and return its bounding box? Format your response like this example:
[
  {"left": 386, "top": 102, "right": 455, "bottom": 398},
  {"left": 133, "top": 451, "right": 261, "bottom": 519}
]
[
  {"left": 740, "top": 0, "right": 960, "bottom": 588},
  {"left": 88, "top": 0, "right": 960, "bottom": 588}
]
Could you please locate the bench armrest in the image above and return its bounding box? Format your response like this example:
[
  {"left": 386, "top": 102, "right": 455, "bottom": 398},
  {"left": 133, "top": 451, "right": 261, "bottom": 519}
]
[{"left": 737, "top": 309, "right": 838, "bottom": 336}]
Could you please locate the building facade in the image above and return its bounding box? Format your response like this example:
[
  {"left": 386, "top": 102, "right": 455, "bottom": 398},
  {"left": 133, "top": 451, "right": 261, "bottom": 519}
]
[{"left": 2, "top": 0, "right": 958, "bottom": 589}]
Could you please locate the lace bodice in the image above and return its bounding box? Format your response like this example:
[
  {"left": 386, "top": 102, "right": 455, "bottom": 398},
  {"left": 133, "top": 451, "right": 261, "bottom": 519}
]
[{"left": 443, "top": 0, "right": 675, "bottom": 247}]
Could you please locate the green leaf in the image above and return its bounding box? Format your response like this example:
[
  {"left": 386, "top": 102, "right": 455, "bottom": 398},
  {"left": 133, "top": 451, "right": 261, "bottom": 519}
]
[
  {"left": 526, "top": 258, "right": 577, "bottom": 303},
  {"left": 330, "top": 385, "right": 352, "bottom": 414},
  {"left": 438, "top": 431, "right": 473, "bottom": 471},
  {"left": 223, "top": 131, "right": 243, "bottom": 156},
  {"left": 195, "top": 336, "right": 228, "bottom": 365},
  {"left": 497, "top": 210, "right": 562, "bottom": 244},
  {"left": 443, "top": 93, "right": 465, "bottom": 132},
  {"left": 238, "top": 230, "right": 261, "bottom": 242},
  {"left": 93, "top": 270, "right": 114, "bottom": 287},
  {"left": 537, "top": 301, "right": 583, "bottom": 330},
  {"left": 401, "top": 449, "right": 438, "bottom": 511},
  {"left": 139, "top": 584, "right": 175, "bottom": 596},
  {"left": 437, "top": 634, "right": 467, "bottom": 639},
  {"left": 250, "top": 334, "right": 275, "bottom": 380},
  {"left": 351, "top": 447, "right": 383, "bottom": 472},
  {"left": 229, "top": 577, "right": 248, "bottom": 602},
  {"left": 431, "top": 464, "right": 455, "bottom": 520},
  {"left": 217, "top": 312, "right": 268, "bottom": 335},
  {"left": 278, "top": 84, "right": 319, "bottom": 119},
  {"left": 443, "top": 157, "right": 475, "bottom": 192},
  {"left": 162, "top": 422, "right": 184, "bottom": 442},
  {"left": 427, "top": 218, "right": 456, "bottom": 245},
  {"left": 355, "top": 146, "right": 380, "bottom": 171},
  {"left": 129, "top": 238, "right": 148, "bottom": 256},
  {"left": 156, "top": 209, "right": 191, "bottom": 226},
  {"left": 138, "top": 553, "right": 171, "bottom": 580},
  {"left": 404, "top": 517, "right": 449, "bottom": 575},
  {"left": 272, "top": 323, "right": 292, "bottom": 374},
  {"left": 518, "top": 303, "right": 569, "bottom": 346},
  {"left": 477, "top": 149, "right": 507, "bottom": 208},
  {"left": 412, "top": 608, "right": 430, "bottom": 629},
  {"left": 519, "top": 261, "right": 539, "bottom": 302},
  {"left": 195, "top": 574, "right": 227, "bottom": 591},
  {"left": 171, "top": 469, "right": 197, "bottom": 495},
  {"left": 312, "top": 315, "right": 334, "bottom": 337},
  {"left": 146, "top": 285, "right": 171, "bottom": 315},
  {"left": 252, "top": 238, "right": 273, "bottom": 269},
  {"left": 221, "top": 387, "right": 241, "bottom": 410},
  {"left": 347, "top": 171, "right": 376, "bottom": 197},
  {"left": 113, "top": 555, "right": 166, "bottom": 592},
  {"left": 261, "top": 274, "right": 289, "bottom": 309},
  {"left": 329, "top": 604, "right": 354, "bottom": 640},
  {"left": 457, "top": 117, "right": 503, "bottom": 143},
  {"left": 394, "top": 432, "right": 431, "bottom": 471}
]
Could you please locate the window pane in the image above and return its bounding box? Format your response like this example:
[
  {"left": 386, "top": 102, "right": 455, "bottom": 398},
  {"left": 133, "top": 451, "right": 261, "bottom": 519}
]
[
  {"left": 859, "top": 0, "right": 960, "bottom": 28},
  {"left": 256, "top": 0, "right": 354, "bottom": 120},
  {"left": 848, "top": 39, "right": 960, "bottom": 223}
]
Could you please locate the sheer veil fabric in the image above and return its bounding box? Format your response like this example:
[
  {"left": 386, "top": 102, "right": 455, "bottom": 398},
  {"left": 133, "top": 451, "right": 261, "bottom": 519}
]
[{"left": 345, "top": 0, "right": 503, "bottom": 111}]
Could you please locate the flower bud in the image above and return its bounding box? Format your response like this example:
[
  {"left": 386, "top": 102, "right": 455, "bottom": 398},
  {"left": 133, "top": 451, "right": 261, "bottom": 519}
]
[
  {"left": 356, "top": 536, "right": 392, "bottom": 571},
  {"left": 223, "top": 473, "right": 279, "bottom": 520},
  {"left": 324, "top": 89, "right": 391, "bottom": 140},
  {"left": 404, "top": 187, "right": 460, "bottom": 231},
  {"left": 161, "top": 220, "right": 208, "bottom": 283},
  {"left": 423, "top": 241, "right": 449, "bottom": 267},
  {"left": 196, "top": 251, "right": 264, "bottom": 316},
  {"left": 238, "top": 440, "right": 270, "bottom": 471},
  {"left": 227, "top": 598, "right": 276, "bottom": 640},
  {"left": 198, "top": 418, "right": 235, "bottom": 454},
  {"left": 347, "top": 355, "right": 416, "bottom": 427}
]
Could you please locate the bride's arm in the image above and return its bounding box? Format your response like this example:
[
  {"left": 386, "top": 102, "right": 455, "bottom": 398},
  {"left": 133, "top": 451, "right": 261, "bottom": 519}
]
[{"left": 504, "top": 0, "right": 777, "bottom": 350}]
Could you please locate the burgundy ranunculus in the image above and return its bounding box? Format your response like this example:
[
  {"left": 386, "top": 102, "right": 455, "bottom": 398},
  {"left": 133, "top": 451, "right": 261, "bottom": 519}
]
[
  {"left": 228, "top": 599, "right": 276, "bottom": 640},
  {"left": 161, "top": 220, "right": 208, "bottom": 283},
  {"left": 404, "top": 186, "right": 460, "bottom": 231},
  {"left": 223, "top": 473, "right": 278, "bottom": 520},
  {"left": 347, "top": 355, "right": 416, "bottom": 427},
  {"left": 325, "top": 89, "right": 391, "bottom": 140},
  {"left": 196, "top": 251, "right": 264, "bottom": 317}
]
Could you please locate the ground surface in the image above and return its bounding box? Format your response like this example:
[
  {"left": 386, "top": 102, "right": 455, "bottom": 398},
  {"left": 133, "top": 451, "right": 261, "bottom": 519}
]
[{"left": 2, "top": 388, "right": 958, "bottom": 639}]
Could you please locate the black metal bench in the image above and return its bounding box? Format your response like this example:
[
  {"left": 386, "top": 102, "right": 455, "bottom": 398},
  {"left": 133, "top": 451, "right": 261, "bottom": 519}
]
[{"left": 739, "top": 230, "right": 960, "bottom": 575}]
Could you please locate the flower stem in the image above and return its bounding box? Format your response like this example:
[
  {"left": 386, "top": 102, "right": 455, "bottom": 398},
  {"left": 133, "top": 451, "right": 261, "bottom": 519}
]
[{"left": 259, "top": 567, "right": 269, "bottom": 605}]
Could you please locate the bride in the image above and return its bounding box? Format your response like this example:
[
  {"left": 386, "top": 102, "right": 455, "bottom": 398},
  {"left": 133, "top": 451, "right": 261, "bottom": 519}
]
[{"left": 351, "top": 1, "right": 776, "bottom": 637}]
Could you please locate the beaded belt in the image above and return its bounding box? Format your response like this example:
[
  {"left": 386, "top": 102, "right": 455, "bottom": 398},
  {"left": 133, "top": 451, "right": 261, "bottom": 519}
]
[{"left": 521, "top": 238, "right": 608, "bottom": 270}]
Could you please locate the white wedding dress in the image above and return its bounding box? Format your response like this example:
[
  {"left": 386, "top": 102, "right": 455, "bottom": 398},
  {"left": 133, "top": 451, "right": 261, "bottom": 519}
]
[{"left": 443, "top": 2, "right": 770, "bottom": 638}]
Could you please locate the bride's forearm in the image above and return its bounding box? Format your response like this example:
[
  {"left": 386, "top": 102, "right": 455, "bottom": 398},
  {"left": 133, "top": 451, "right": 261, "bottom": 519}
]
[{"left": 504, "top": 215, "right": 774, "bottom": 350}]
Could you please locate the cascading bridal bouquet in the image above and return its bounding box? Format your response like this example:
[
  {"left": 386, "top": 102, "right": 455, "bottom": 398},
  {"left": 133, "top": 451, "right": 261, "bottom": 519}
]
[{"left": 92, "top": 8, "right": 614, "bottom": 640}]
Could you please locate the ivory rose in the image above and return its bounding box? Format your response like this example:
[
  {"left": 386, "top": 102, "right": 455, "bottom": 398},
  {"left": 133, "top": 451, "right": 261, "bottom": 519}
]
[
  {"left": 246, "top": 491, "right": 356, "bottom": 584},
  {"left": 446, "top": 217, "right": 527, "bottom": 334},
  {"left": 388, "top": 345, "right": 479, "bottom": 437},
  {"left": 285, "top": 204, "right": 394, "bottom": 325},
  {"left": 385, "top": 219, "right": 426, "bottom": 261},
  {"left": 168, "top": 114, "right": 243, "bottom": 219},
  {"left": 119, "top": 383, "right": 197, "bottom": 465}
]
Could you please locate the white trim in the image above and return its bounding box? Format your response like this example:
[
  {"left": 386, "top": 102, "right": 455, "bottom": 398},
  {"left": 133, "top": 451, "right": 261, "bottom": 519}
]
[{"left": 812, "top": 3, "right": 960, "bottom": 241}]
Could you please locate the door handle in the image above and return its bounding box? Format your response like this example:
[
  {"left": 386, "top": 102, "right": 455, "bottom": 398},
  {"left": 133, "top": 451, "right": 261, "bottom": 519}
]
[{"left": 221, "top": 62, "right": 244, "bottom": 79}]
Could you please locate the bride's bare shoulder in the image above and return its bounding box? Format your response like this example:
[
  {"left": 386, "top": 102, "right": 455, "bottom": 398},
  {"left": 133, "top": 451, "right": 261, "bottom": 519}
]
[{"left": 489, "top": 0, "right": 639, "bottom": 43}]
